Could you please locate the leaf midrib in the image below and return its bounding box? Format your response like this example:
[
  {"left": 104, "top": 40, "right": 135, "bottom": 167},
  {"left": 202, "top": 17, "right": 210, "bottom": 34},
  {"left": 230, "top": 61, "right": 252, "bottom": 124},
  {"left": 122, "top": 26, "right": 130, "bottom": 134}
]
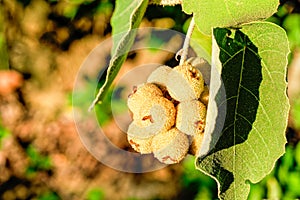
[{"left": 233, "top": 45, "right": 246, "bottom": 199}]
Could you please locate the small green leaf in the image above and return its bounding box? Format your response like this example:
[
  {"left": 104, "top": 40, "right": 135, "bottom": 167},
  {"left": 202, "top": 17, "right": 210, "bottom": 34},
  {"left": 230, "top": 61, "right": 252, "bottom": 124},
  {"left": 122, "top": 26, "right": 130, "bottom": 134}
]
[
  {"left": 196, "top": 22, "right": 289, "bottom": 200},
  {"left": 182, "top": 0, "right": 279, "bottom": 35},
  {"left": 91, "top": 0, "right": 148, "bottom": 109}
]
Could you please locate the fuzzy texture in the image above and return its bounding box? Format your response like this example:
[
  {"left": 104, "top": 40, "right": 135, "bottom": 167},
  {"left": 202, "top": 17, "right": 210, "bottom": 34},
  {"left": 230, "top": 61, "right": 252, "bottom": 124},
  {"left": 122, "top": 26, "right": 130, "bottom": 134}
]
[
  {"left": 167, "top": 63, "right": 204, "bottom": 101},
  {"left": 128, "top": 97, "right": 176, "bottom": 139},
  {"left": 147, "top": 64, "right": 205, "bottom": 102},
  {"left": 176, "top": 100, "right": 206, "bottom": 136},
  {"left": 186, "top": 57, "right": 211, "bottom": 85},
  {"left": 127, "top": 134, "right": 153, "bottom": 154},
  {"left": 127, "top": 62, "right": 209, "bottom": 164},
  {"left": 127, "top": 83, "right": 163, "bottom": 114},
  {"left": 147, "top": 65, "right": 171, "bottom": 86},
  {"left": 134, "top": 97, "right": 176, "bottom": 129},
  {"left": 151, "top": 128, "right": 189, "bottom": 164},
  {"left": 200, "top": 85, "right": 209, "bottom": 106},
  {"left": 189, "top": 132, "right": 204, "bottom": 156}
]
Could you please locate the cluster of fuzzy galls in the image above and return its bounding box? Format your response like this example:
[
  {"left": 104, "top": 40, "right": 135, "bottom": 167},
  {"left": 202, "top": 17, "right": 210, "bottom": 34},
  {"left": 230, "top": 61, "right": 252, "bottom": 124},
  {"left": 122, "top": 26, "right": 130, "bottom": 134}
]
[{"left": 127, "top": 62, "right": 208, "bottom": 164}]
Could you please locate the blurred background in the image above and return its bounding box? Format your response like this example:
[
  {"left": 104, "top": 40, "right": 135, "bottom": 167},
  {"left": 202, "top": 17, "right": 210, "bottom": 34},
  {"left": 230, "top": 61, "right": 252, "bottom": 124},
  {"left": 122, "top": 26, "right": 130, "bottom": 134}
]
[{"left": 0, "top": 0, "right": 300, "bottom": 199}]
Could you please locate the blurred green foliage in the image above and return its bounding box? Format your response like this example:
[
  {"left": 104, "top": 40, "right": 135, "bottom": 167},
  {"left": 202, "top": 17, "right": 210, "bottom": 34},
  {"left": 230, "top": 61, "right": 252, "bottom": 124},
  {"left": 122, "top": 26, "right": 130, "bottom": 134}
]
[
  {"left": 71, "top": 78, "right": 127, "bottom": 126},
  {"left": 248, "top": 143, "right": 300, "bottom": 199},
  {"left": 0, "top": 123, "right": 10, "bottom": 149},
  {"left": 181, "top": 156, "right": 218, "bottom": 200},
  {"left": 283, "top": 14, "right": 300, "bottom": 50},
  {"left": 291, "top": 97, "right": 300, "bottom": 129},
  {"left": 147, "top": 35, "right": 165, "bottom": 52},
  {"left": 145, "top": 4, "right": 188, "bottom": 32},
  {"left": 0, "top": 6, "right": 9, "bottom": 70},
  {"left": 25, "top": 145, "right": 52, "bottom": 177},
  {"left": 95, "top": 0, "right": 113, "bottom": 15},
  {"left": 86, "top": 188, "right": 105, "bottom": 200},
  {"left": 0, "top": 35, "right": 9, "bottom": 70},
  {"left": 54, "top": 0, "right": 113, "bottom": 19},
  {"left": 95, "top": 86, "right": 128, "bottom": 126},
  {"left": 38, "top": 191, "right": 60, "bottom": 200},
  {"left": 268, "top": 4, "right": 300, "bottom": 52},
  {"left": 180, "top": 143, "right": 300, "bottom": 199},
  {"left": 16, "top": 0, "right": 31, "bottom": 6}
]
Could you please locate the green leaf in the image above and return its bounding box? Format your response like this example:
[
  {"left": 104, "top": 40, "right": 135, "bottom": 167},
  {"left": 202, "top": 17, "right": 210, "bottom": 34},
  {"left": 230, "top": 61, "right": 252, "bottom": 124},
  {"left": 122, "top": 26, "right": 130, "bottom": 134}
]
[
  {"left": 189, "top": 20, "right": 212, "bottom": 63},
  {"left": 91, "top": 0, "right": 148, "bottom": 109},
  {"left": 182, "top": 0, "right": 279, "bottom": 35},
  {"left": 196, "top": 22, "right": 289, "bottom": 200}
]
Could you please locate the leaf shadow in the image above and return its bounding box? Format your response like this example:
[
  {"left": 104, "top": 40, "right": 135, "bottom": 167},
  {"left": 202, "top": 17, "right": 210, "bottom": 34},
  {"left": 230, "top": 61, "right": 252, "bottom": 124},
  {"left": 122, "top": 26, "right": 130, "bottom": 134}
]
[{"left": 209, "top": 28, "right": 262, "bottom": 154}]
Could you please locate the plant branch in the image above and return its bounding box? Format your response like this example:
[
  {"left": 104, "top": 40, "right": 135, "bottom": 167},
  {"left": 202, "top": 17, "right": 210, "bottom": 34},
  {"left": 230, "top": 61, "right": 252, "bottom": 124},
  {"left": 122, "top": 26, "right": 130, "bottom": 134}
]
[{"left": 179, "top": 17, "right": 195, "bottom": 66}]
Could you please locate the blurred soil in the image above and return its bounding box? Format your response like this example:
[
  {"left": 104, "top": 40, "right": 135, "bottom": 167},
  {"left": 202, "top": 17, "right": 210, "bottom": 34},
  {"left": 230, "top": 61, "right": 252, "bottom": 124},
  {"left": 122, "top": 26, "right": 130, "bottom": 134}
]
[{"left": 0, "top": 0, "right": 184, "bottom": 199}]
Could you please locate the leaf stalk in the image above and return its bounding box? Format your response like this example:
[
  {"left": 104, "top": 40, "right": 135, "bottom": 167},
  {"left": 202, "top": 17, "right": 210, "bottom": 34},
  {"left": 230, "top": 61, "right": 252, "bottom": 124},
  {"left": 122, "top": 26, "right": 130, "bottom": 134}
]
[{"left": 179, "top": 17, "right": 195, "bottom": 65}]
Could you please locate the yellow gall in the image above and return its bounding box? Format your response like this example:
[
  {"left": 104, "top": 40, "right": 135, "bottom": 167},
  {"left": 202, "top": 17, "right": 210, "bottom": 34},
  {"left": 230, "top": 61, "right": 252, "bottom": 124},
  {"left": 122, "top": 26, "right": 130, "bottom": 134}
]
[
  {"left": 127, "top": 83, "right": 163, "bottom": 114},
  {"left": 129, "top": 97, "right": 176, "bottom": 139},
  {"left": 127, "top": 134, "right": 153, "bottom": 154},
  {"left": 147, "top": 65, "right": 172, "bottom": 87},
  {"left": 167, "top": 63, "right": 204, "bottom": 101},
  {"left": 151, "top": 128, "right": 189, "bottom": 164},
  {"left": 176, "top": 100, "right": 206, "bottom": 136},
  {"left": 199, "top": 85, "right": 209, "bottom": 106},
  {"left": 189, "top": 132, "right": 204, "bottom": 156}
]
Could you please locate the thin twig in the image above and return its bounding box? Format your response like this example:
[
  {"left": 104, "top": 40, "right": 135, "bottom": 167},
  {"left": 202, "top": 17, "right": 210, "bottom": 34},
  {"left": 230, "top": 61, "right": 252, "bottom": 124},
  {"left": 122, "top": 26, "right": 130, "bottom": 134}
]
[{"left": 179, "top": 17, "right": 196, "bottom": 66}]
